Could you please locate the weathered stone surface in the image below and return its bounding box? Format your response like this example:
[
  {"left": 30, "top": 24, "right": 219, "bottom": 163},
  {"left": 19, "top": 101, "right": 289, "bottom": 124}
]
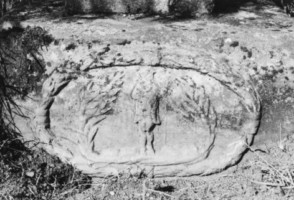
[
  {"left": 17, "top": 40, "right": 260, "bottom": 177},
  {"left": 8, "top": 3, "right": 294, "bottom": 180}
]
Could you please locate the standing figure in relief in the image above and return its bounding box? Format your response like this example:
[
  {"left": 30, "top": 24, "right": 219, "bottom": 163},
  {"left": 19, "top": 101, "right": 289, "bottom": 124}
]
[{"left": 131, "top": 71, "right": 161, "bottom": 156}]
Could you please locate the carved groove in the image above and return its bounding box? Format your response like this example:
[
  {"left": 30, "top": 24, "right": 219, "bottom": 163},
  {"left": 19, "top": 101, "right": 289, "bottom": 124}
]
[
  {"left": 29, "top": 40, "right": 261, "bottom": 177},
  {"left": 78, "top": 71, "right": 125, "bottom": 161}
]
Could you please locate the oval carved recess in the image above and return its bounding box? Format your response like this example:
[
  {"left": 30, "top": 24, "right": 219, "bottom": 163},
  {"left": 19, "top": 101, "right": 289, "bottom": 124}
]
[{"left": 20, "top": 41, "right": 260, "bottom": 177}]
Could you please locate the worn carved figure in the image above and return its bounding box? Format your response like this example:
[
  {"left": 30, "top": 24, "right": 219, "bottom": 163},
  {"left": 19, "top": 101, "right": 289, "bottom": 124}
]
[
  {"left": 137, "top": 94, "right": 161, "bottom": 155},
  {"left": 132, "top": 71, "right": 162, "bottom": 156},
  {"left": 21, "top": 40, "right": 261, "bottom": 177}
]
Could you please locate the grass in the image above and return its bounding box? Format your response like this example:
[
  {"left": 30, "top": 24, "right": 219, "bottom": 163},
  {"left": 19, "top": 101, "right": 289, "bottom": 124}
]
[
  {"left": 247, "top": 137, "right": 294, "bottom": 191},
  {"left": 0, "top": 25, "right": 92, "bottom": 200},
  {"left": 64, "top": 136, "right": 294, "bottom": 200},
  {"left": 0, "top": 143, "right": 92, "bottom": 200}
]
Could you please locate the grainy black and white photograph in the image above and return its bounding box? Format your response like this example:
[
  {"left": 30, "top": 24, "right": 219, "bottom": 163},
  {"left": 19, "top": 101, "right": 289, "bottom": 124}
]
[{"left": 1, "top": 0, "right": 294, "bottom": 199}]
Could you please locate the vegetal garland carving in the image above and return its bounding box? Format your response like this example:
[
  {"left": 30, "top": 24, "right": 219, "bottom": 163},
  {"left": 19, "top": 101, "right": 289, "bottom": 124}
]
[{"left": 77, "top": 71, "right": 125, "bottom": 161}]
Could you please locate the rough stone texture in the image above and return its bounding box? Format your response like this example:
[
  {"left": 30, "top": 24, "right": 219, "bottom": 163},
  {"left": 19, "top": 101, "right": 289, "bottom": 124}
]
[
  {"left": 14, "top": 5, "right": 294, "bottom": 177},
  {"left": 64, "top": 0, "right": 213, "bottom": 15},
  {"left": 17, "top": 40, "right": 260, "bottom": 177}
]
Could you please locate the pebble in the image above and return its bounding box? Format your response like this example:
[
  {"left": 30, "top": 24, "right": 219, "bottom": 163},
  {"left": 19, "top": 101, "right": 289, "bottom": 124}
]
[
  {"left": 224, "top": 38, "right": 232, "bottom": 44},
  {"left": 25, "top": 171, "right": 35, "bottom": 177}
]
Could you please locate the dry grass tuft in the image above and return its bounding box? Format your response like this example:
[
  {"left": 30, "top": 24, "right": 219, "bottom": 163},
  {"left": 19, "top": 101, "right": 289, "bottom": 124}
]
[{"left": 0, "top": 25, "right": 92, "bottom": 200}]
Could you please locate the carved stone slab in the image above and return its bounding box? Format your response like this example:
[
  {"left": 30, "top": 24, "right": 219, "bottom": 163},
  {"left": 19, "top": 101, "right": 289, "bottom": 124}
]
[{"left": 19, "top": 40, "right": 260, "bottom": 177}]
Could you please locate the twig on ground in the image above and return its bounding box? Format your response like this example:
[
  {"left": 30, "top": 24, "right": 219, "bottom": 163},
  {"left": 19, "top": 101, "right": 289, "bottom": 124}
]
[
  {"left": 250, "top": 179, "right": 294, "bottom": 189},
  {"left": 142, "top": 179, "right": 146, "bottom": 200},
  {"left": 0, "top": 139, "right": 9, "bottom": 150},
  {"left": 70, "top": 167, "right": 75, "bottom": 184},
  {"left": 59, "top": 187, "right": 76, "bottom": 197},
  {"left": 288, "top": 168, "right": 294, "bottom": 185},
  {"left": 35, "top": 173, "right": 41, "bottom": 186},
  {"left": 278, "top": 123, "right": 286, "bottom": 151},
  {"left": 285, "top": 187, "right": 293, "bottom": 198},
  {"left": 247, "top": 144, "right": 290, "bottom": 184},
  {"left": 204, "top": 183, "right": 211, "bottom": 199},
  {"left": 28, "top": 186, "right": 36, "bottom": 196},
  {"left": 146, "top": 188, "right": 174, "bottom": 198}
]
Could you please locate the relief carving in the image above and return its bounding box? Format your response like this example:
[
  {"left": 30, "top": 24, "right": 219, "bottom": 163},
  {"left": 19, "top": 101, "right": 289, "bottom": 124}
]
[
  {"left": 139, "top": 75, "right": 218, "bottom": 166},
  {"left": 23, "top": 41, "right": 261, "bottom": 177},
  {"left": 78, "top": 71, "right": 125, "bottom": 161},
  {"left": 131, "top": 71, "right": 162, "bottom": 156},
  {"left": 33, "top": 72, "right": 73, "bottom": 144}
]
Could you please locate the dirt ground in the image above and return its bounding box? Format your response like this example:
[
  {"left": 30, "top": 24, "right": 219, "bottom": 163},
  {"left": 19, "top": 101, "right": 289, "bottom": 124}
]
[
  {"left": 67, "top": 138, "right": 294, "bottom": 200},
  {"left": 2, "top": 0, "right": 294, "bottom": 199}
]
